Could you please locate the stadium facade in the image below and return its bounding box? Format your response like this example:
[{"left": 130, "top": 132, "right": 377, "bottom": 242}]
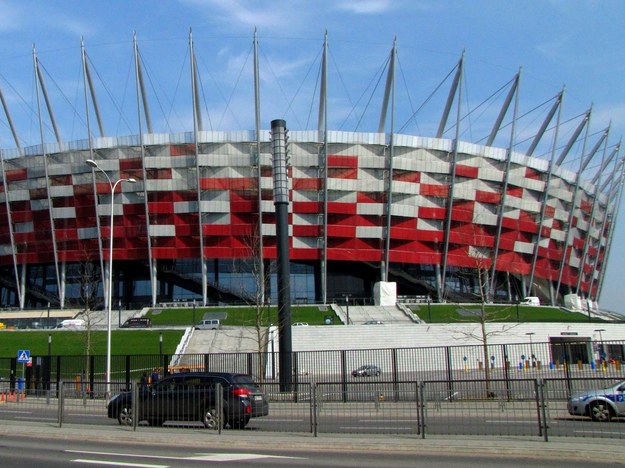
[{"left": 0, "top": 34, "right": 621, "bottom": 311}]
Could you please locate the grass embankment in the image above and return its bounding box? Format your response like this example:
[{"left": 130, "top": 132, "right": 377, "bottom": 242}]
[
  {"left": 0, "top": 330, "right": 184, "bottom": 358},
  {"left": 146, "top": 305, "right": 335, "bottom": 326},
  {"left": 0, "top": 305, "right": 336, "bottom": 357},
  {"left": 410, "top": 303, "right": 606, "bottom": 323}
]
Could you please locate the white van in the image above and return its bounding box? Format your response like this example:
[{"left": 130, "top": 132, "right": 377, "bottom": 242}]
[
  {"left": 56, "top": 319, "right": 86, "bottom": 330},
  {"left": 520, "top": 297, "right": 540, "bottom": 306},
  {"left": 195, "top": 319, "right": 221, "bottom": 330}
]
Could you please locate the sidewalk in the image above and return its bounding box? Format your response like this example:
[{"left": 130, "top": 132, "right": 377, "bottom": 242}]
[{"left": 0, "top": 419, "right": 623, "bottom": 464}]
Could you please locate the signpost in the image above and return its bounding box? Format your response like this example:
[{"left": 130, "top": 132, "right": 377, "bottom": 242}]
[{"left": 17, "top": 350, "right": 30, "bottom": 394}]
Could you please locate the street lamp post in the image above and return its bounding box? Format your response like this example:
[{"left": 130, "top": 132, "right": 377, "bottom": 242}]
[
  {"left": 525, "top": 332, "right": 536, "bottom": 368},
  {"left": 86, "top": 159, "right": 136, "bottom": 398},
  {"left": 594, "top": 328, "right": 606, "bottom": 362},
  {"left": 344, "top": 294, "right": 350, "bottom": 325}
]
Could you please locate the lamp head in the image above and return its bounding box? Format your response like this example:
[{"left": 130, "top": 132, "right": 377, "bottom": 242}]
[{"left": 86, "top": 159, "right": 98, "bottom": 169}]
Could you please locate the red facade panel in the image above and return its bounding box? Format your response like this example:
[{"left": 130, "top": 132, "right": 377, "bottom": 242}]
[
  {"left": 420, "top": 184, "right": 449, "bottom": 197},
  {"left": 455, "top": 164, "right": 478, "bottom": 178},
  {"left": 327, "top": 155, "right": 358, "bottom": 168}
]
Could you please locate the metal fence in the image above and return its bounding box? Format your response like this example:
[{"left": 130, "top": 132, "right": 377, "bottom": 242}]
[
  {"left": 1, "top": 376, "right": 625, "bottom": 441},
  {"left": 1, "top": 339, "right": 623, "bottom": 395}
]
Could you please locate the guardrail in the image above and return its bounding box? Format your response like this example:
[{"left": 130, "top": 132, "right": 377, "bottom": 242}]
[{"left": 2, "top": 376, "right": 624, "bottom": 441}]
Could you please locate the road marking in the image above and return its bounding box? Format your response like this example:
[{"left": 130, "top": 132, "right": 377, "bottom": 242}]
[
  {"left": 72, "top": 460, "right": 166, "bottom": 467},
  {"left": 574, "top": 430, "right": 625, "bottom": 435},
  {"left": 66, "top": 449, "right": 304, "bottom": 462},
  {"left": 484, "top": 420, "right": 544, "bottom": 424},
  {"left": 358, "top": 419, "right": 417, "bottom": 422},
  {"left": 340, "top": 426, "right": 414, "bottom": 430},
  {"left": 253, "top": 418, "right": 303, "bottom": 422},
  {"left": 16, "top": 416, "right": 57, "bottom": 421}
]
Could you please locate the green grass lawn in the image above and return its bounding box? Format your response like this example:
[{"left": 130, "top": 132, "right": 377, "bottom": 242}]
[
  {"left": 0, "top": 329, "right": 184, "bottom": 357},
  {"left": 410, "top": 303, "right": 606, "bottom": 323},
  {"left": 147, "top": 305, "right": 336, "bottom": 326}
]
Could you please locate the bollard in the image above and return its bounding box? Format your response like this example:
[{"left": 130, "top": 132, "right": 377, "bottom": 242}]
[
  {"left": 577, "top": 360, "right": 583, "bottom": 371},
  {"left": 591, "top": 361, "right": 596, "bottom": 370},
  {"left": 549, "top": 361, "right": 554, "bottom": 370}
]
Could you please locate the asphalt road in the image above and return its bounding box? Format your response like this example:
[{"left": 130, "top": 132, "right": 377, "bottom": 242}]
[
  {"left": 0, "top": 432, "right": 618, "bottom": 468},
  {"left": 2, "top": 400, "right": 625, "bottom": 440}
]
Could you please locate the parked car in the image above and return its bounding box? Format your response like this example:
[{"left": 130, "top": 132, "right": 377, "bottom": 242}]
[
  {"left": 293, "top": 322, "right": 309, "bottom": 327},
  {"left": 567, "top": 380, "right": 625, "bottom": 421},
  {"left": 121, "top": 317, "right": 152, "bottom": 328},
  {"left": 352, "top": 364, "right": 381, "bottom": 377},
  {"left": 55, "top": 319, "right": 86, "bottom": 330},
  {"left": 195, "top": 319, "right": 221, "bottom": 330},
  {"left": 363, "top": 320, "right": 383, "bottom": 325},
  {"left": 107, "top": 372, "right": 269, "bottom": 429}
]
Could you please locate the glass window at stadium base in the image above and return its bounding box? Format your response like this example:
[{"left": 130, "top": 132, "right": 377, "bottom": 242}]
[{"left": 0, "top": 32, "right": 618, "bottom": 311}]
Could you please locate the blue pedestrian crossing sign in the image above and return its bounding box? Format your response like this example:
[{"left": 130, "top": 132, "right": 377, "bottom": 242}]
[{"left": 17, "top": 350, "right": 30, "bottom": 363}]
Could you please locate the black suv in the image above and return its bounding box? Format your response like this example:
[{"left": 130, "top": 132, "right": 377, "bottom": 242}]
[
  {"left": 107, "top": 372, "right": 269, "bottom": 429},
  {"left": 120, "top": 318, "right": 151, "bottom": 328}
]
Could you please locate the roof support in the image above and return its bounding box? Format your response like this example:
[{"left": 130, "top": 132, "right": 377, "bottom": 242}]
[
  {"left": 82, "top": 39, "right": 105, "bottom": 137},
  {"left": 555, "top": 109, "right": 591, "bottom": 167},
  {"left": 134, "top": 32, "right": 153, "bottom": 134},
  {"left": 440, "top": 52, "right": 464, "bottom": 299},
  {"left": 554, "top": 109, "right": 594, "bottom": 301},
  {"left": 488, "top": 70, "right": 521, "bottom": 302},
  {"left": 596, "top": 157, "right": 625, "bottom": 300},
  {"left": 382, "top": 39, "right": 397, "bottom": 282},
  {"left": 34, "top": 47, "right": 62, "bottom": 146},
  {"left": 0, "top": 87, "right": 22, "bottom": 153},
  {"left": 82, "top": 37, "right": 106, "bottom": 305},
  {"left": 575, "top": 126, "right": 611, "bottom": 294},
  {"left": 486, "top": 71, "right": 520, "bottom": 147},
  {"left": 134, "top": 32, "right": 156, "bottom": 306},
  {"left": 526, "top": 89, "right": 564, "bottom": 157},
  {"left": 437, "top": 54, "right": 463, "bottom": 138},
  {"left": 586, "top": 144, "right": 620, "bottom": 299},
  {"left": 527, "top": 88, "right": 564, "bottom": 299},
  {"left": 0, "top": 152, "right": 23, "bottom": 308},
  {"left": 591, "top": 144, "right": 618, "bottom": 185},
  {"left": 190, "top": 29, "right": 208, "bottom": 306},
  {"left": 318, "top": 31, "right": 328, "bottom": 304},
  {"left": 253, "top": 28, "right": 265, "bottom": 305},
  {"left": 378, "top": 38, "right": 395, "bottom": 134},
  {"left": 33, "top": 45, "right": 63, "bottom": 307}
]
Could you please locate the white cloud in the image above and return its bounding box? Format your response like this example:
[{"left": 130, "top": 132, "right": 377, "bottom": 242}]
[
  {"left": 334, "top": 0, "right": 393, "bottom": 15},
  {"left": 182, "top": 0, "right": 297, "bottom": 30}
]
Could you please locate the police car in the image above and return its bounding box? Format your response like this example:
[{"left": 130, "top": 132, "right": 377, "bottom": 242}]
[{"left": 567, "top": 380, "right": 625, "bottom": 422}]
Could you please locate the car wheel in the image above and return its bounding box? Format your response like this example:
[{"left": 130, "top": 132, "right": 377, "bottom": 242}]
[
  {"left": 589, "top": 401, "right": 613, "bottom": 422},
  {"left": 375, "top": 371, "right": 380, "bottom": 376},
  {"left": 117, "top": 406, "right": 133, "bottom": 426},
  {"left": 200, "top": 406, "right": 222, "bottom": 430}
]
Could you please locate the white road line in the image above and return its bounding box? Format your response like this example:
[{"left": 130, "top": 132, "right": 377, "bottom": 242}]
[
  {"left": 484, "top": 420, "right": 544, "bottom": 424},
  {"left": 574, "top": 430, "right": 625, "bottom": 435},
  {"left": 357, "top": 419, "right": 417, "bottom": 422},
  {"left": 66, "top": 449, "right": 304, "bottom": 462},
  {"left": 16, "top": 416, "right": 57, "bottom": 421},
  {"left": 72, "top": 460, "right": 166, "bottom": 467},
  {"left": 339, "top": 426, "right": 413, "bottom": 430}
]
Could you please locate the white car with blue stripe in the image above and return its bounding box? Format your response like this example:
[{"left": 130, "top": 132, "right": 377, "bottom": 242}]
[{"left": 567, "top": 380, "right": 625, "bottom": 422}]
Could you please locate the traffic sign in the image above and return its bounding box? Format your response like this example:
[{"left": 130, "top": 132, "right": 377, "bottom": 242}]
[{"left": 17, "top": 350, "right": 30, "bottom": 363}]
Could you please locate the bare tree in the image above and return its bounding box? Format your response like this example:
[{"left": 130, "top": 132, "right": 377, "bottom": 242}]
[{"left": 449, "top": 223, "right": 518, "bottom": 396}]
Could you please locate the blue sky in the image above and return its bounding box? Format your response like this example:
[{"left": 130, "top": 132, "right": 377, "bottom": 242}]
[{"left": 0, "top": 0, "right": 624, "bottom": 311}]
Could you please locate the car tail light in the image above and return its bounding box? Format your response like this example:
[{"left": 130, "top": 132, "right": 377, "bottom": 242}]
[{"left": 231, "top": 387, "right": 251, "bottom": 398}]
